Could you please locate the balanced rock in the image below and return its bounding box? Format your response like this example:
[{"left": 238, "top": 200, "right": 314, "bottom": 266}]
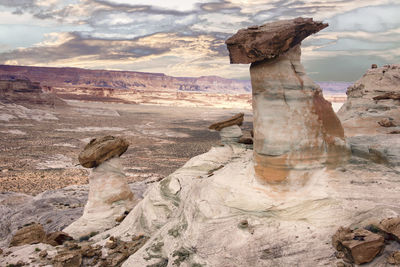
[
  {"left": 226, "top": 17, "right": 348, "bottom": 183},
  {"left": 226, "top": 17, "right": 327, "bottom": 64},
  {"left": 9, "top": 223, "right": 46, "bottom": 247},
  {"left": 209, "top": 113, "right": 244, "bottom": 131},
  {"left": 332, "top": 227, "right": 384, "bottom": 265},
  {"left": 78, "top": 136, "right": 129, "bottom": 168},
  {"left": 64, "top": 138, "right": 135, "bottom": 239}
]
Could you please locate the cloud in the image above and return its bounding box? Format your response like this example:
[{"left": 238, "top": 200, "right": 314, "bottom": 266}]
[{"left": 0, "top": 0, "right": 399, "bottom": 81}]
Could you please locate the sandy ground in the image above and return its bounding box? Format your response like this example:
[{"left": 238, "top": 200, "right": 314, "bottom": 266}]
[{"left": 0, "top": 100, "right": 252, "bottom": 195}]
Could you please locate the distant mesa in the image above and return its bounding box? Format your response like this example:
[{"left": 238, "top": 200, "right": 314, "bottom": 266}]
[{"left": 0, "top": 75, "right": 65, "bottom": 107}]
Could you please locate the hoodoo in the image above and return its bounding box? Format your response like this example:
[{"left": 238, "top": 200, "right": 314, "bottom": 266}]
[
  {"left": 226, "top": 17, "right": 348, "bottom": 183},
  {"left": 64, "top": 136, "right": 135, "bottom": 239}
]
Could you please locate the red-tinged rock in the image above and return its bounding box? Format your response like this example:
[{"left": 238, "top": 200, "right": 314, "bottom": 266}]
[
  {"left": 332, "top": 227, "right": 384, "bottom": 265},
  {"left": 378, "top": 118, "right": 396, "bottom": 127},
  {"left": 209, "top": 113, "right": 244, "bottom": 131},
  {"left": 388, "top": 251, "right": 400, "bottom": 265},
  {"left": 9, "top": 223, "right": 46, "bottom": 247},
  {"left": 78, "top": 136, "right": 129, "bottom": 168},
  {"left": 379, "top": 217, "right": 400, "bottom": 241},
  {"left": 225, "top": 17, "right": 328, "bottom": 64},
  {"left": 46, "top": 231, "right": 73, "bottom": 246}
]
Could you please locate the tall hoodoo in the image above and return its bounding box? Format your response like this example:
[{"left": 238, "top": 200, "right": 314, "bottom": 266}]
[{"left": 226, "top": 17, "right": 348, "bottom": 183}]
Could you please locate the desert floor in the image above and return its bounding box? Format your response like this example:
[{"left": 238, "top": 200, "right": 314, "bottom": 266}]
[{"left": 0, "top": 100, "right": 252, "bottom": 195}]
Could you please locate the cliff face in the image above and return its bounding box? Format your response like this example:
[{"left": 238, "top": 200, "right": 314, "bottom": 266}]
[
  {"left": 0, "top": 75, "right": 65, "bottom": 107},
  {"left": 337, "top": 64, "right": 400, "bottom": 136},
  {"left": 0, "top": 65, "right": 251, "bottom": 94}
]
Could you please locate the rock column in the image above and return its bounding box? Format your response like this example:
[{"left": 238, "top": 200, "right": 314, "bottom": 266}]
[
  {"left": 226, "top": 18, "right": 348, "bottom": 184},
  {"left": 64, "top": 136, "right": 135, "bottom": 239}
]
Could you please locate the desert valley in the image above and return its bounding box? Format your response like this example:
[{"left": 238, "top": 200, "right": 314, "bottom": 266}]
[{"left": 0, "top": 12, "right": 399, "bottom": 267}]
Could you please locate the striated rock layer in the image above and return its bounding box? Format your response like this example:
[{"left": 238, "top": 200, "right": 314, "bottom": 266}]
[
  {"left": 250, "top": 45, "right": 347, "bottom": 183},
  {"left": 226, "top": 18, "right": 348, "bottom": 184},
  {"left": 0, "top": 76, "right": 65, "bottom": 107},
  {"left": 337, "top": 64, "right": 400, "bottom": 136}
]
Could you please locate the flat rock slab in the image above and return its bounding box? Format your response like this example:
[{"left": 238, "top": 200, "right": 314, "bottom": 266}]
[
  {"left": 78, "top": 136, "right": 129, "bottom": 168},
  {"left": 209, "top": 112, "right": 244, "bottom": 131},
  {"left": 332, "top": 227, "right": 384, "bottom": 265},
  {"left": 226, "top": 17, "right": 327, "bottom": 64}
]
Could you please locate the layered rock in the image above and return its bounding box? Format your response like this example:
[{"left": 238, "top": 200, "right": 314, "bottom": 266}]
[
  {"left": 78, "top": 136, "right": 129, "bottom": 168},
  {"left": 226, "top": 17, "right": 348, "bottom": 183},
  {"left": 64, "top": 137, "right": 135, "bottom": 239},
  {"left": 9, "top": 223, "right": 46, "bottom": 247},
  {"left": 209, "top": 113, "right": 245, "bottom": 144},
  {"left": 0, "top": 76, "right": 65, "bottom": 107},
  {"left": 332, "top": 227, "right": 384, "bottom": 264},
  {"left": 337, "top": 64, "right": 400, "bottom": 136}
]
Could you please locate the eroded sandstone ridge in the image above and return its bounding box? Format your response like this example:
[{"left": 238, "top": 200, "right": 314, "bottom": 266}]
[
  {"left": 64, "top": 136, "right": 135, "bottom": 239},
  {"left": 337, "top": 64, "right": 400, "bottom": 136},
  {"left": 226, "top": 17, "right": 348, "bottom": 183}
]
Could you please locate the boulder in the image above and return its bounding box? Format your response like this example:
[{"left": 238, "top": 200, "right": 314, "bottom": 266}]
[
  {"left": 371, "top": 64, "right": 378, "bottom": 69},
  {"left": 9, "top": 223, "right": 46, "bottom": 247},
  {"left": 332, "top": 227, "right": 384, "bottom": 265},
  {"left": 378, "top": 118, "right": 396, "bottom": 127},
  {"left": 225, "top": 17, "right": 327, "bottom": 64},
  {"left": 388, "top": 251, "right": 400, "bottom": 265},
  {"left": 45, "top": 231, "right": 73, "bottom": 246},
  {"left": 209, "top": 113, "right": 244, "bottom": 131},
  {"left": 379, "top": 217, "right": 400, "bottom": 241},
  {"left": 53, "top": 251, "right": 82, "bottom": 267},
  {"left": 78, "top": 136, "right": 129, "bottom": 168}
]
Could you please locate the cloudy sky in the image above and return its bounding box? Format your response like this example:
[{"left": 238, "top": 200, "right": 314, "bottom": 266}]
[{"left": 0, "top": 0, "right": 399, "bottom": 81}]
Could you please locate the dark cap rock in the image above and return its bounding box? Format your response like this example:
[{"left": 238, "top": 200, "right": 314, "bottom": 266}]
[
  {"left": 209, "top": 113, "right": 244, "bottom": 131},
  {"left": 78, "top": 136, "right": 129, "bottom": 168},
  {"left": 226, "top": 17, "right": 328, "bottom": 64}
]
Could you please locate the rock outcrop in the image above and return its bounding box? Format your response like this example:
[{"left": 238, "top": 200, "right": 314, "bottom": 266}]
[
  {"left": 226, "top": 17, "right": 348, "bottom": 183},
  {"left": 9, "top": 223, "right": 46, "bottom": 247},
  {"left": 226, "top": 17, "right": 328, "bottom": 64},
  {"left": 78, "top": 136, "right": 129, "bottom": 168},
  {"left": 209, "top": 113, "right": 244, "bottom": 131},
  {"left": 337, "top": 64, "right": 400, "bottom": 136},
  {"left": 332, "top": 227, "right": 384, "bottom": 264},
  {"left": 0, "top": 76, "right": 65, "bottom": 107},
  {"left": 64, "top": 137, "right": 135, "bottom": 239}
]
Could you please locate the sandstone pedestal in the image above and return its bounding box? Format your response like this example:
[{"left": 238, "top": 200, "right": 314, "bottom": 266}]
[
  {"left": 64, "top": 136, "right": 135, "bottom": 239},
  {"left": 220, "top": 125, "right": 243, "bottom": 144},
  {"left": 226, "top": 17, "right": 348, "bottom": 184},
  {"left": 64, "top": 158, "right": 135, "bottom": 239}
]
